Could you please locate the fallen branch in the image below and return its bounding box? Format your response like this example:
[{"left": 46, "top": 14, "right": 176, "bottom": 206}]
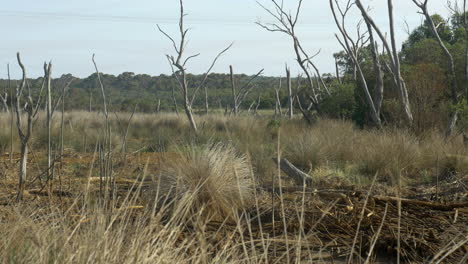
[
  {"left": 373, "top": 196, "right": 468, "bottom": 211},
  {"left": 272, "top": 158, "right": 313, "bottom": 186}
]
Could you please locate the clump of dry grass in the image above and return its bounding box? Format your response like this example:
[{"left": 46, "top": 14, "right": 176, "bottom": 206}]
[{"left": 157, "top": 143, "right": 255, "bottom": 219}]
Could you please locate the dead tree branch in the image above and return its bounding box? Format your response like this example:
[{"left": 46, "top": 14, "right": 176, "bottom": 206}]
[
  {"left": 158, "top": 0, "right": 232, "bottom": 131},
  {"left": 257, "top": 0, "right": 329, "bottom": 113}
]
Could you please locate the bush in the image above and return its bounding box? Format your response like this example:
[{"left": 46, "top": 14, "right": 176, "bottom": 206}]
[{"left": 321, "top": 82, "right": 357, "bottom": 120}]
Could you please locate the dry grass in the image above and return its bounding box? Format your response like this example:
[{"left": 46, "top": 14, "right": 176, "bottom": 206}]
[
  {"left": 157, "top": 143, "right": 255, "bottom": 220},
  {"left": 1, "top": 112, "right": 466, "bottom": 187},
  {"left": 282, "top": 119, "right": 467, "bottom": 185}
]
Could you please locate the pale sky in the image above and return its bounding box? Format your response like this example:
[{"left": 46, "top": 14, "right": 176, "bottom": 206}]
[{"left": 0, "top": 0, "right": 450, "bottom": 78}]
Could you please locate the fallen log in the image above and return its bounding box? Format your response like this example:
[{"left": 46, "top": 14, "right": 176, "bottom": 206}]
[
  {"left": 373, "top": 196, "right": 468, "bottom": 211},
  {"left": 272, "top": 158, "right": 313, "bottom": 186}
]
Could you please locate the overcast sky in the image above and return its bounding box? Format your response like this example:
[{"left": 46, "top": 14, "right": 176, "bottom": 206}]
[{"left": 0, "top": 0, "right": 450, "bottom": 78}]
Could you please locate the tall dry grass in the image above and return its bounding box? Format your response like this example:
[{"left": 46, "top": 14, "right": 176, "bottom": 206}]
[
  {"left": 1, "top": 112, "right": 466, "bottom": 263},
  {"left": 0, "top": 111, "right": 466, "bottom": 186},
  {"left": 282, "top": 119, "right": 467, "bottom": 185},
  {"left": 157, "top": 143, "right": 255, "bottom": 219}
]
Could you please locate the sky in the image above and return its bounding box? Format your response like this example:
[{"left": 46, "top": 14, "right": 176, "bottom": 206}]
[{"left": 0, "top": 0, "right": 451, "bottom": 78}]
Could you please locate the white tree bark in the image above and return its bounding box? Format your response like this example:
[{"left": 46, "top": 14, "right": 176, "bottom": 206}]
[
  {"left": 14, "top": 53, "right": 45, "bottom": 201},
  {"left": 355, "top": 0, "right": 413, "bottom": 125},
  {"left": 330, "top": 0, "right": 382, "bottom": 127},
  {"left": 286, "top": 66, "right": 294, "bottom": 119}
]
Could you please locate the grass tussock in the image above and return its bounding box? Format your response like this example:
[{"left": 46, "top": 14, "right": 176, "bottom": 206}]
[{"left": 158, "top": 143, "right": 255, "bottom": 219}]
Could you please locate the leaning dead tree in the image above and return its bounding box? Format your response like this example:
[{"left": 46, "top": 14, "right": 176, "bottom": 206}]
[
  {"left": 330, "top": 0, "right": 382, "bottom": 127},
  {"left": 257, "top": 0, "right": 330, "bottom": 113},
  {"left": 14, "top": 53, "right": 45, "bottom": 201},
  {"left": 413, "top": 0, "right": 461, "bottom": 136},
  {"left": 157, "top": 0, "right": 232, "bottom": 132},
  {"left": 355, "top": 0, "right": 414, "bottom": 125},
  {"left": 230, "top": 65, "right": 264, "bottom": 116}
]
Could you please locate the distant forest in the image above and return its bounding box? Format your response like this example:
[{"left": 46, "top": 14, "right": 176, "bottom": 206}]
[{"left": 0, "top": 72, "right": 306, "bottom": 112}]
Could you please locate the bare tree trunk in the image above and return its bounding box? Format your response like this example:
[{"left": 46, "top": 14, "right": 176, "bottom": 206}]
[
  {"left": 355, "top": 0, "right": 413, "bottom": 125},
  {"left": 92, "top": 54, "right": 114, "bottom": 201},
  {"left": 286, "top": 66, "right": 294, "bottom": 119},
  {"left": 230, "top": 65, "right": 237, "bottom": 115},
  {"left": 17, "top": 142, "right": 28, "bottom": 201},
  {"left": 0, "top": 93, "right": 8, "bottom": 113},
  {"left": 14, "top": 53, "right": 45, "bottom": 201},
  {"left": 171, "top": 86, "right": 179, "bottom": 116},
  {"left": 8, "top": 64, "right": 13, "bottom": 164},
  {"left": 182, "top": 74, "right": 198, "bottom": 131},
  {"left": 275, "top": 96, "right": 279, "bottom": 117},
  {"left": 330, "top": 0, "right": 382, "bottom": 128},
  {"left": 254, "top": 95, "right": 261, "bottom": 116},
  {"left": 248, "top": 100, "right": 256, "bottom": 113},
  {"left": 45, "top": 63, "right": 52, "bottom": 181},
  {"left": 0, "top": 71, "right": 9, "bottom": 113},
  {"left": 334, "top": 56, "right": 342, "bottom": 84},
  {"left": 366, "top": 22, "right": 384, "bottom": 117},
  {"left": 465, "top": 0, "right": 468, "bottom": 101},
  {"left": 275, "top": 89, "right": 282, "bottom": 117},
  {"left": 157, "top": 99, "right": 161, "bottom": 113},
  {"left": 158, "top": 0, "right": 232, "bottom": 132},
  {"left": 60, "top": 88, "right": 65, "bottom": 167},
  {"left": 204, "top": 86, "right": 209, "bottom": 115},
  {"left": 447, "top": 111, "right": 459, "bottom": 137},
  {"left": 388, "top": 0, "right": 413, "bottom": 125},
  {"left": 465, "top": 24, "right": 468, "bottom": 101}
]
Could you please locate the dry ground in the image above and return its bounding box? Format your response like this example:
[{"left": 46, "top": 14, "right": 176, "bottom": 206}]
[{"left": 1, "top": 150, "right": 466, "bottom": 263}]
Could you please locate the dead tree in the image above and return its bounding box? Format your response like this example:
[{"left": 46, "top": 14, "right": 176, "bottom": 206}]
[
  {"left": 45, "top": 62, "right": 52, "bottom": 182},
  {"left": 355, "top": 0, "right": 414, "bottom": 125},
  {"left": 229, "top": 65, "right": 264, "bottom": 116},
  {"left": 334, "top": 56, "right": 342, "bottom": 84},
  {"left": 92, "top": 54, "right": 115, "bottom": 200},
  {"left": 204, "top": 85, "right": 209, "bottom": 115},
  {"left": 254, "top": 95, "right": 261, "bottom": 116},
  {"left": 44, "top": 65, "right": 73, "bottom": 182},
  {"left": 330, "top": 0, "right": 382, "bottom": 127},
  {"left": 8, "top": 64, "right": 14, "bottom": 163},
  {"left": 230, "top": 66, "right": 237, "bottom": 115},
  {"left": 286, "top": 66, "right": 294, "bottom": 119},
  {"left": 248, "top": 100, "right": 256, "bottom": 113},
  {"left": 464, "top": 0, "right": 468, "bottom": 101},
  {"left": 275, "top": 77, "right": 283, "bottom": 117},
  {"left": 257, "top": 0, "right": 330, "bottom": 113},
  {"left": 413, "top": 0, "right": 461, "bottom": 136},
  {"left": 14, "top": 53, "right": 45, "bottom": 201},
  {"left": 157, "top": 0, "right": 232, "bottom": 132},
  {"left": 366, "top": 20, "right": 384, "bottom": 118},
  {"left": 0, "top": 80, "right": 8, "bottom": 112}
]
